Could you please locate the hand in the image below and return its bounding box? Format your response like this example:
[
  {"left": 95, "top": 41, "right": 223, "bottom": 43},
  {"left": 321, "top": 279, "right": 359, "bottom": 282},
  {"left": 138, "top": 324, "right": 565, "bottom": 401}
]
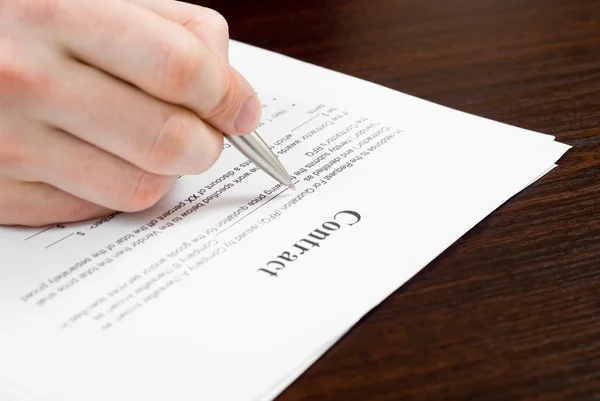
[{"left": 0, "top": 0, "right": 261, "bottom": 226}]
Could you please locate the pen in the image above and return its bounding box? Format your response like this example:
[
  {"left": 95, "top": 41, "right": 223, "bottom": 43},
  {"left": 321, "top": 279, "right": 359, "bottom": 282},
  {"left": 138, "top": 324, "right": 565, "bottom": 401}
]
[{"left": 224, "top": 131, "right": 296, "bottom": 190}]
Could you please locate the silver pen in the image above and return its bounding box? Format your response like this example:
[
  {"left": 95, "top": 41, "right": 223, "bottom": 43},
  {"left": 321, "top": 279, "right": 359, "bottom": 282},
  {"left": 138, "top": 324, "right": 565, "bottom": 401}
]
[{"left": 224, "top": 131, "right": 296, "bottom": 190}]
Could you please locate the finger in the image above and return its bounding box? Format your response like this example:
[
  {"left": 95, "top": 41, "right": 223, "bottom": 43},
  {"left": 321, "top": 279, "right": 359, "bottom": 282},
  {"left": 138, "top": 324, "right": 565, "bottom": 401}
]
[
  {"left": 0, "top": 122, "right": 176, "bottom": 213},
  {"left": 37, "top": 56, "right": 223, "bottom": 176},
  {"left": 130, "top": 0, "right": 229, "bottom": 61},
  {"left": 53, "top": 0, "right": 261, "bottom": 135},
  {"left": 0, "top": 176, "right": 112, "bottom": 227}
]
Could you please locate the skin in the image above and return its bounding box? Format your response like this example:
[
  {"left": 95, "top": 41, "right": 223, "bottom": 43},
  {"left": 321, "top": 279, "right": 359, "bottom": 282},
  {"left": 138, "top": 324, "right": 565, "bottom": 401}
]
[{"left": 0, "top": 0, "right": 261, "bottom": 226}]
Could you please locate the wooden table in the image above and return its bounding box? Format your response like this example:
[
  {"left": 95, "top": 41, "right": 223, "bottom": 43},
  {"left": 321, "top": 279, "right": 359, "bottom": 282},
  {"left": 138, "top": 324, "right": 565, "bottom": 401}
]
[{"left": 190, "top": 0, "right": 600, "bottom": 399}]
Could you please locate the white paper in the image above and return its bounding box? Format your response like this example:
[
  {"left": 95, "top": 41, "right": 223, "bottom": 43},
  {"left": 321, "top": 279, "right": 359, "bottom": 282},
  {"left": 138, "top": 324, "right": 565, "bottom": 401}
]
[
  {"left": 0, "top": 40, "right": 570, "bottom": 401},
  {"left": 228, "top": 42, "right": 557, "bottom": 147}
]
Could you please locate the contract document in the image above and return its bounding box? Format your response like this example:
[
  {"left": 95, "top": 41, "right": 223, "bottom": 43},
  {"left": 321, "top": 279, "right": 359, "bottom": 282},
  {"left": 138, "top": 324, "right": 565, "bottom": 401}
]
[{"left": 0, "top": 40, "right": 570, "bottom": 401}]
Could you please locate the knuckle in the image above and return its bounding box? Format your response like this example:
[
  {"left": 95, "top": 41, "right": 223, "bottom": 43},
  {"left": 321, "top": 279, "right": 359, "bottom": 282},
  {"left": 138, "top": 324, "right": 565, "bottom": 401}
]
[
  {"left": 159, "top": 35, "right": 202, "bottom": 96},
  {"left": 126, "top": 172, "right": 171, "bottom": 212},
  {"left": 0, "top": 40, "right": 50, "bottom": 105},
  {"left": 147, "top": 112, "right": 191, "bottom": 173},
  {"left": 0, "top": 51, "right": 26, "bottom": 103},
  {"left": 203, "top": 9, "right": 229, "bottom": 35},
  {"left": 0, "top": 129, "right": 26, "bottom": 173},
  {"left": 0, "top": 65, "right": 39, "bottom": 105}
]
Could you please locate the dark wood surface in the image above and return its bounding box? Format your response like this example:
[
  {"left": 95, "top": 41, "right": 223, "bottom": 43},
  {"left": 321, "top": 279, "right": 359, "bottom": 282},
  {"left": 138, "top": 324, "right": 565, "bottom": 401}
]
[{"left": 189, "top": 0, "right": 600, "bottom": 399}]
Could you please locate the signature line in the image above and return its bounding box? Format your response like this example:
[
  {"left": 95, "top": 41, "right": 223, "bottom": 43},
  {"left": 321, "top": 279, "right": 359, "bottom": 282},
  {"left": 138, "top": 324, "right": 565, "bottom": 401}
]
[
  {"left": 291, "top": 114, "right": 320, "bottom": 132},
  {"left": 25, "top": 225, "right": 55, "bottom": 241},
  {"left": 45, "top": 233, "right": 74, "bottom": 249},
  {"left": 216, "top": 181, "right": 300, "bottom": 237}
]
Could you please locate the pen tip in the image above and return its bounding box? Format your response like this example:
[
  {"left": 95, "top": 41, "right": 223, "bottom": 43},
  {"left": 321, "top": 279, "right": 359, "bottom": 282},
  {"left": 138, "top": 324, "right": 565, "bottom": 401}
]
[{"left": 288, "top": 182, "right": 296, "bottom": 191}]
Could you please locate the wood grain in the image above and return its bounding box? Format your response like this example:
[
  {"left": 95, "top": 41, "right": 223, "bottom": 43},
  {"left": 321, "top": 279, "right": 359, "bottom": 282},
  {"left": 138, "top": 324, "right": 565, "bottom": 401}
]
[{"left": 186, "top": 0, "right": 600, "bottom": 399}]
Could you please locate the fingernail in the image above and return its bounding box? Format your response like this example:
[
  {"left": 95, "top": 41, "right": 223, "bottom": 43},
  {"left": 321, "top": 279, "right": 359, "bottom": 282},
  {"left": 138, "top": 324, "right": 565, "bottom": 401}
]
[{"left": 235, "top": 95, "right": 261, "bottom": 133}]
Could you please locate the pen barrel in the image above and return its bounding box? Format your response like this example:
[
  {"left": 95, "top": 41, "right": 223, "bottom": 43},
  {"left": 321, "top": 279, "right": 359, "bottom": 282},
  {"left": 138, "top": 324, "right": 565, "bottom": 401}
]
[{"left": 225, "top": 132, "right": 293, "bottom": 188}]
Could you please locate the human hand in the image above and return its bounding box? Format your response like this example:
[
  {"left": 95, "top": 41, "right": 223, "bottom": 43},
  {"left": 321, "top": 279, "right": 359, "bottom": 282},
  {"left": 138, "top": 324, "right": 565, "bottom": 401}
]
[{"left": 0, "top": 0, "right": 260, "bottom": 226}]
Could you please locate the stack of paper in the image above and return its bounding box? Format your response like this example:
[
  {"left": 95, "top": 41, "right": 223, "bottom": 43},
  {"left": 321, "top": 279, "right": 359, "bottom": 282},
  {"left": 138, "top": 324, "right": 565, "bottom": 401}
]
[{"left": 0, "top": 41, "right": 569, "bottom": 401}]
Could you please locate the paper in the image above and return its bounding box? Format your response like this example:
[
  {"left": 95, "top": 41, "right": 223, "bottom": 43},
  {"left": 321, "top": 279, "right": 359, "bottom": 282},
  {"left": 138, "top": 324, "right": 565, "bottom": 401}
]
[{"left": 0, "top": 40, "right": 570, "bottom": 401}]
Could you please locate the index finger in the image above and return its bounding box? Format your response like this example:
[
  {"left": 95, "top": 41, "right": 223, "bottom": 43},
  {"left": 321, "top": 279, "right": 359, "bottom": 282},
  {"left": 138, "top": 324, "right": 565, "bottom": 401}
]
[
  {"left": 130, "top": 0, "right": 230, "bottom": 61},
  {"left": 54, "top": 0, "right": 260, "bottom": 135}
]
